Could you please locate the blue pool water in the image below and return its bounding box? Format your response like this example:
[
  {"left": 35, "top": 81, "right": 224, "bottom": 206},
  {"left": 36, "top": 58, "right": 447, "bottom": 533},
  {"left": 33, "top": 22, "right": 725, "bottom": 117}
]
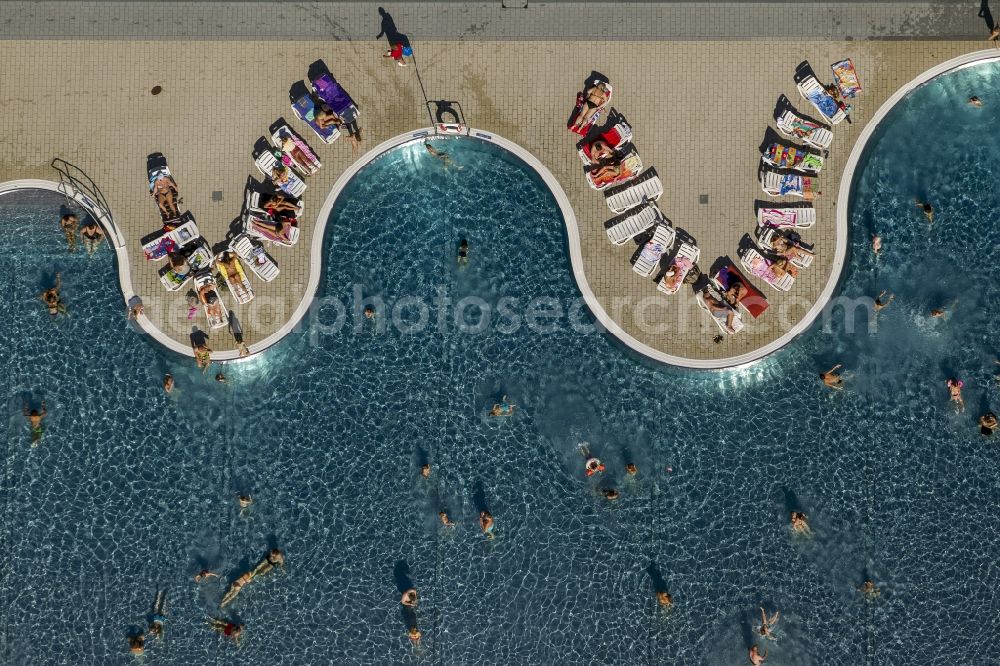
[{"left": 4, "top": 60, "right": 1000, "bottom": 664}]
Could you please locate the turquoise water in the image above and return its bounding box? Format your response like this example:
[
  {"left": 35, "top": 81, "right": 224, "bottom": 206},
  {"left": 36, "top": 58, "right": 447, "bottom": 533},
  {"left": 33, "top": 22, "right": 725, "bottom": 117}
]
[{"left": 3, "top": 60, "right": 1000, "bottom": 664}]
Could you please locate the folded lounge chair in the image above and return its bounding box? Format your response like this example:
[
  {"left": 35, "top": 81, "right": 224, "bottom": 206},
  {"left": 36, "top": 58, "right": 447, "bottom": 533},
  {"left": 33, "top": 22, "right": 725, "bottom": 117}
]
[
  {"left": 757, "top": 205, "right": 816, "bottom": 229},
  {"left": 587, "top": 150, "right": 642, "bottom": 191},
  {"left": 290, "top": 86, "right": 341, "bottom": 144},
  {"left": 577, "top": 111, "right": 633, "bottom": 165},
  {"left": 795, "top": 72, "right": 847, "bottom": 125},
  {"left": 567, "top": 76, "right": 612, "bottom": 136},
  {"left": 657, "top": 242, "right": 700, "bottom": 295},
  {"left": 739, "top": 246, "right": 795, "bottom": 291},
  {"left": 270, "top": 122, "right": 321, "bottom": 177},
  {"left": 310, "top": 69, "right": 360, "bottom": 120},
  {"left": 697, "top": 286, "right": 745, "bottom": 335},
  {"left": 216, "top": 253, "right": 255, "bottom": 305},
  {"left": 232, "top": 233, "right": 280, "bottom": 282},
  {"left": 604, "top": 202, "right": 662, "bottom": 245},
  {"left": 254, "top": 148, "right": 307, "bottom": 198},
  {"left": 194, "top": 270, "right": 229, "bottom": 329},
  {"left": 633, "top": 224, "right": 676, "bottom": 277},
  {"left": 760, "top": 166, "right": 817, "bottom": 199},
  {"left": 711, "top": 262, "right": 768, "bottom": 319},
  {"left": 605, "top": 168, "right": 662, "bottom": 214},
  {"left": 761, "top": 141, "right": 823, "bottom": 174},
  {"left": 755, "top": 226, "right": 814, "bottom": 269},
  {"left": 775, "top": 108, "right": 833, "bottom": 150}
]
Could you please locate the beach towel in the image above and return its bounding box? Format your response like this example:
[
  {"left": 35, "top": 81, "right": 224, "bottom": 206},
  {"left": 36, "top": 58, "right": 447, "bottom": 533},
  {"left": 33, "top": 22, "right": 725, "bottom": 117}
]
[
  {"left": 805, "top": 88, "right": 839, "bottom": 119},
  {"left": 143, "top": 235, "right": 177, "bottom": 260},
  {"left": 765, "top": 144, "right": 823, "bottom": 172},
  {"left": 779, "top": 174, "right": 803, "bottom": 196},
  {"left": 312, "top": 73, "right": 356, "bottom": 116},
  {"left": 760, "top": 208, "right": 797, "bottom": 227},
  {"left": 831, "top": 59, "right": 862, "bottom": 99}
]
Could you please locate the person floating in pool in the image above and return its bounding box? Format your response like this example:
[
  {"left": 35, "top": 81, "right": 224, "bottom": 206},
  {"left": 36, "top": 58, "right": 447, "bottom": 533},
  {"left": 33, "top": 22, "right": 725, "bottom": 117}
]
[
  {"left": 407, "top": 625, "right": 422, "bottom": 645},
  {"left": 40, "top": 272, "right": 67, "bottom": 317},
  {"left": 914, "top": 199, "right": 934, "bottom": 224},
  {"left": 790, "top": 511, "right": 811, "bottom": 536},
  {"left": 163, "top": 374, "right": 175, "bottom": 393},
  {"left": 858, "top": 580, "right": 881, "bottom": 600},
  {"left": 148, "top": 590, "right": 167, "bottom": 640},
  {"left": 194, "top": 569, "right": 219, "bottom": 583},
  {"left": 439, "top": 511, "right": 455, "bottom": 528},
  {"left": 479, "top": 510, "right": 495, "bottom": 539},
  {"left": 251, "top": 548, "right": 286, "bottom": 578},
  {"left": 400, "top": 588, "right": 418, "bottom": 607},
  {"left": 126, "top": 632, "right": 145, "bottom": 656},
  {"left": 749, "top": 644, "right": 768, "bottom": 665},
  {"left": 980, "top": 411, "right": 998, "bottom": 436},
  {"left": 457, "top": 239, "right": 469, "bottom": 267},
  {"left": 757, "top": 607, "right": 779, "bottom": 641},
  {"left": 871, "top": 233, "right": 882, "bottom": 256},
  {"left": 946, "top": 378, "right": 965, "bottom": 412},
  {"left": 490, "top": 395, "right": 515, "bottom": 417},
  {"left": 60, "top": 214, "right": 79, "bottom": 252},
  {"left": 23, "top": 401, "right": 47, "bottom": 447},
  {"left": 820, "top": 364, "right": 846, "bottom": 391},
  {"left": 220, "top": 570, "right": 254, "bottom": 608},
  {"left": 602, "top": 488, "right": 620, "bottom": 501},
  {"left": 656, "top": 590, "right": 672, "bottom": 610},
  {"left": 420, "top": 463, "right": 431, "bottom": 479},
  {"left": 579, "top": 444, "right": 604, "bottom": 476},
  {"left": 207, "top": 618, "right": 243, "bottom": 645}
]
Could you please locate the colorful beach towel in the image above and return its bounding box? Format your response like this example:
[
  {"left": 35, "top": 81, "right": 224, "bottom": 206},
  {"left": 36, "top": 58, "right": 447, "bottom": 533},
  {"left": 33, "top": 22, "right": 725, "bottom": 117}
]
[
  {"left": 806, "top": 88, "right": 840, "bottom": 119},
  {"left": 760, "top": 208, "right": 798, "bottom": 228},
  {"left": 831, "top": 59, "right": 862, "bottom": 99},
  {"left": 778, "top": 174, "right": 803, "bottom": 196}
]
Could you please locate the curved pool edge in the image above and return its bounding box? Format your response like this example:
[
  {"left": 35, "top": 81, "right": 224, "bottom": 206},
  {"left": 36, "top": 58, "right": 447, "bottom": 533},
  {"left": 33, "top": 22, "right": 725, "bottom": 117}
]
[{"left": 0, "top": 179, "right": 203, "bottom": 358}]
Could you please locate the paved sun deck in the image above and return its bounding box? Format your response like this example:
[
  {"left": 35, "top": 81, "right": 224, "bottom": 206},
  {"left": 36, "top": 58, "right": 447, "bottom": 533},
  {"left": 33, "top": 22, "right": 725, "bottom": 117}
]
[{"left": 0, "top": 27, "right": 986, "bottom": 363}]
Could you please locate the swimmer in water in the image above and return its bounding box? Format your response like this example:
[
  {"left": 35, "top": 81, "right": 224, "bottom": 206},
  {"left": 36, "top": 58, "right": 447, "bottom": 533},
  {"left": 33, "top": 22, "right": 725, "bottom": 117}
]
[
  {"left": 215, "top": 372, "right": 227, "bottom": 384},
  {"left": 874, "top": 290, "right": 894, "bottom": 313},
  {"left": 408, "top": 625, "right": 422, "bottom": 645},
  {"left": 127, "top": 632, "right": 145, "bottom": 655},
  {"left": 946, "top": 378, "right": 965, "bottom": 412},
  {"left": 790, "top": 511, "right": 811, "bottom": 536},
  {"left": 914, "top": 199, "right": 934, "bottom": 224},
  {"left": 626, "top": 463, "right": 638, "bottom": 476},
  {"left": 24, "top": 401, "right": 47, "bottom": 447},
  {"left": 439, "top": 511, "right": 455, "bottom": 527},
  {"left": 969, "top": 96, "right": 984, "bottom": 107},
  {"left": 980, "top": 411, "right": 998, "bottom": 436},
  {"left": 364, "top": 305, "right": 376, "bottom": 320},
  {"left": 480, "top": 510, "right": 495, "bottom": 538},
  {"left": 820, "top": 364, "right": 845, "bottom": 390},
  {"left": 420, "top": 463, "right": 431, "bottom": 479},
  {"left": 60, "top": 214, "right": 79, "bottom": 251},
  {"left": 656, "top": 591, "right": 673, "bottom": 608},
  {"left": 757, "top": 607, "right": 779, "bottom": 640},
  {"left": 238, "top": 494, "right": 253, "bottom": 516},
  {"left": 194, "top": 569, "right": 219, "bottom": 583},
  {"left": 207, "top": 618, "right": 243, "bottom": 644},
  {"left": 401, "top": 588, "right": 418, "bottom": 607},
  {"left": 148, "top": 590, "right": 167, "bottom": 640},
  {"left": 871, "top": 233, "right": 882, "bottom": 255},
  {"left": 490, "top": 395, "right": 515, "bottom": 417},
  {"left": 858, "top": 580, "right": 881, "bottom": 600},
  {"left": 40, "top": 272, "right": 67, "bottom": 316},
  {"left": 163, "top": 374, "right": 175, "bottom": 393},
  {"left": 457, "top": 239, "right": 469, "bottom": 267},
  {"left": 603, "top": 488, "right": 620, "bottom": 500},
  {"left": 749, "top": 644, "right": 768, "bottom": 665},
  {"left": 425, "top": 140, "right": 461, "bottom": 169}
]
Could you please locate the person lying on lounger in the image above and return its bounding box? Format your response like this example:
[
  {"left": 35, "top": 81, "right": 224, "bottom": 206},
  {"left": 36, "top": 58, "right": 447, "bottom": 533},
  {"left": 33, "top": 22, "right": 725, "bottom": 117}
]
[
  {"left": 701, "top": 289, "right": 737, "bottom": 334},
  {"left": 270, "top": 164, "right": 291, "bottom": 187},
  {"left": 198, "top": 283, "right": 224, "bottom": 320},
  {"left": 770, "top": 235, "right": 815, "bottom": 263},
  {"left": 277, "top": 133, "right": 312, "bottom": 169},
  {"left": 768, "top": 257, "right": 797, "bottom": 279},
  {"left": 661, "top": 258, "right": 692, "bottom": 292},
  {"left": 217, "top": 251, "right": 240, "bottom": 275},
  {"left": 588, "top": 160, "right": 635, "bottom": 187},
  {"left": 571, "top": 82, "right": 611, "bottom": 131},
  {"left": 261, "top": 193, "right": 300, "bottom": 213},
  {"left": 587, "top": 138, "right": 616, "bottom": 162},
  {"left": 253, "top": 217, "right": 296, "bottom": 242}
]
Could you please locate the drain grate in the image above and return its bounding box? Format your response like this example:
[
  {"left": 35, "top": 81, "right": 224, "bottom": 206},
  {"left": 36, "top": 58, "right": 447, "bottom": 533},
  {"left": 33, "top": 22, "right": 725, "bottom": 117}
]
[
  {"left": 699, "top": 194, "right": 709, "bottom": 205},
  {"left": 211, "top": 191, "right": 223, "bottom": 202}
]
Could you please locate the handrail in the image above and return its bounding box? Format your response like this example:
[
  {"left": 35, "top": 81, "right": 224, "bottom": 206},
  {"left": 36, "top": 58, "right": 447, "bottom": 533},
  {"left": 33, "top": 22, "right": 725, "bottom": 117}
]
[{"left": 50, "top": 157, "right": 125, "bottom": 250}]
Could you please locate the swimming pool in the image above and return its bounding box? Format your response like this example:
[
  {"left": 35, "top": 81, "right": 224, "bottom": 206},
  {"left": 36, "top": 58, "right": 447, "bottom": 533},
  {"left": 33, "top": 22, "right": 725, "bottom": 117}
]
[{"left": 4, "top": 65, "right": 1000, "bottom": 662}]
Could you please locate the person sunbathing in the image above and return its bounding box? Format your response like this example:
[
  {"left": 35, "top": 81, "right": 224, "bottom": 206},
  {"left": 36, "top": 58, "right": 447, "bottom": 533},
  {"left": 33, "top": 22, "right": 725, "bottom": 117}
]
[
  {"left": 661, "top": 258, "right": 692, "bottom": 291},
  {"left": 770, "top": 235, "right": 815, "bottom": 262},
  {"left": 253, "top": 217, "right": 295, "bottom": 242},
  {"left": 314, "top": 105, "right": 341, "bottom": 129},
  {"left": 261, "top": 193, "right": 301, "bottom": 213},
  {"left": 270, "top": 164, "right": 291, "bottom": 186},
  {"left": 701, "top": 289, "right": 737, "bottom": 334},
  {"left": 278, "top": 134, "right": 313, "bottom": 170},
  {"left": 768, "top": 257, "right": 797, "bottom": 279},
  {"left": 589, "top": 160, "right": 635, "bottom": 187},
  {"left": 723, "top": 281, "right": 748, "bottom": 306},
  {"left": 217, "top": 251, "right": 239, "bottom": 275},
  {"left": 155, "top": 189, "right": 179, "bottom": 219},
  {"left": 572, "top": 82, "right": 611, "bottom": 130},
  {"left": 198, "top": 284, "right": 224, "bottom": 320},
  {"left": 587, "top": 138, "right": 615, "bottom": 162}
]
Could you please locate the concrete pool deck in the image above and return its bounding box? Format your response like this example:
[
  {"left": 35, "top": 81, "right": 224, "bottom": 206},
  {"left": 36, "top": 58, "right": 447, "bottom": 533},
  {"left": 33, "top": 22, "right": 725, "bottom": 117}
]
[{"left": 0, "top": 8, "right": 989, "bottom": 364}]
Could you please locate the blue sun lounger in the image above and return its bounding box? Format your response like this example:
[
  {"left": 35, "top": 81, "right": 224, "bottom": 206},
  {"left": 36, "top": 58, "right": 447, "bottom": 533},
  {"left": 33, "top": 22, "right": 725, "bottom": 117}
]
[{"left": 289, "top": 85, "right": 340, "bottom": 144}]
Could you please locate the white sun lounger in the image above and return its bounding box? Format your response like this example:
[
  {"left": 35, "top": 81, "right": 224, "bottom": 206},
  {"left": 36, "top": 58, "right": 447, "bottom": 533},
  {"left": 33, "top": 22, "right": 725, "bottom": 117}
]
[
  {"left": 141, "top": 214, "right": 201, "bottom": 260},
  {"left": 775, "top": 109, "right": 833, "bottom": 150},
  {"left": 632, "top": 224, "right": 677, "bottom": 277},
  {"left": 756, "top": 226, "right": 814, "bottom": 269},
  {"left": 194, "top": 270, "right": 229, "bottom": 329},
  {"left": 254, "top": 150, "right": 307, "bottom": 198},
  {"left": 159, "top": 264, "right": 193, "bottom": 291},
  {"left": 605, "top": 168, "right": 662, "bottom": 214},
  {"left": 757, "top": 206, "right": 816, "bottom": 229},
  {"left": 796, "top": 74, "right": 847, "bottom": 125},
  {"left": 216, "top": 253, "right": 255, "bottom": 304},
  {"left": 605, "top": 202, "right": 662, "bottom": 245},
  {"left": 697, "top": 286, "right": 744, "bottom": 335},
  {"left": 760, "top": 167, "right": 816, "bottom": 199},
  {"left": 657, "top": 242, "right": 700, "bottom": 295},
  {"left": 740, "top": 246, "right": 795, "bottom": 291},
  {"left": 245, "top": 210, "right": 300, "bottom": 247},
  {"left": 270, "top": 124, "right": 321, "bottom": 177},
  {"left": 232, "top": 234, "right": 280, "bottom": 282}
]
